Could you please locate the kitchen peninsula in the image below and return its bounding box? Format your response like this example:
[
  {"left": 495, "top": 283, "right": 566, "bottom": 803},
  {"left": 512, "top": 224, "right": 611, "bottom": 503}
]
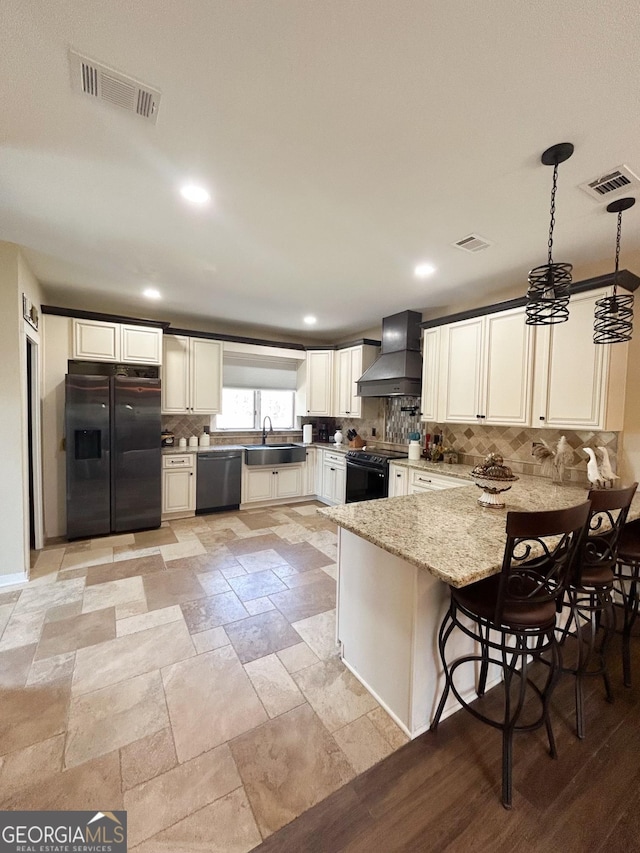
[{"left": 321, "top": 471, "right": 640, "bottom": 738}]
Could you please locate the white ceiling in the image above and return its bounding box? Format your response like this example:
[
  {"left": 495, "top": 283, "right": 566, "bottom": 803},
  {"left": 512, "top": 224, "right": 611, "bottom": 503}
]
[{"left": 1, "top": 1, "right": 639, "bottom": 339}]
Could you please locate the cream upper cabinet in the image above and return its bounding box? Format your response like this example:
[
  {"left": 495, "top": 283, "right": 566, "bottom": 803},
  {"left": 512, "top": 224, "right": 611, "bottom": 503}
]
[
  {"left": 420, "top": 328, "right": 441, "bottom": 422},
  {"left": 483, "top": 307, "right": 533, "bottom": 426},
  {"left": 532, "top": 288, "right": 628, "bottom": 431},
  {"left": 306, "top": 350, "right": 334, "bottom": 416},
  {"left": 73, "top": 319, "right": 119, "bottom": 362},
  {"left": 190, "top": 338, "right": 222, "bottom": 414},
  {"left": 73, "top": 319, "right": 162, "bottom": 364},
  {"left": 162, "top": 335, "right": 222, "bottom": 414},
  {"left": 120, "top": 325, "right": 163, "bottom": 365},
  {"left": 438, "top": 307, "right": 533, "bottom": 426},
  {"left": 439, "top": 317, "right": 485, "bottom": 423},
  {"left": 334, "top": 345, "right": 377, "bottom": 419}
]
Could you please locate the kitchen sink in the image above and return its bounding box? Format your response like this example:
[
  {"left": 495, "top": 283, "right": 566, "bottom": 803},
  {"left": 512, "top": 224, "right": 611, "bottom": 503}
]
[{"left": 243, "top": 443, "right": 307, "bottom": 466}]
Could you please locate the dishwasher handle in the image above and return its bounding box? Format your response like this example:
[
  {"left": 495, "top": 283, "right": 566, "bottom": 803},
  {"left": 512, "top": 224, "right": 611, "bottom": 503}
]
[{"left": 198, "top": 452, "right": 242, "bottom": 462}]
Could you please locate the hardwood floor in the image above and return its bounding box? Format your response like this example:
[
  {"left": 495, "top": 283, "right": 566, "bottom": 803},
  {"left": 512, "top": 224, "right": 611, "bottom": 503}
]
[{"left": 254, "top": 632, "right": 640, "bottom": 852}]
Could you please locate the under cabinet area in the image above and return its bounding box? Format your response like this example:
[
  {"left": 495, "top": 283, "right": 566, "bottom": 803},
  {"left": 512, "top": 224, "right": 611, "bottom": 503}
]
[
  {"left": 162, "top": 334, "right": 222, "bottom": 414},
  {"left": 73, "top": 319, "right": 163, "bottom": 364},
  {"left": 162, "top": 454, "right": 195, "bottom": 517}
]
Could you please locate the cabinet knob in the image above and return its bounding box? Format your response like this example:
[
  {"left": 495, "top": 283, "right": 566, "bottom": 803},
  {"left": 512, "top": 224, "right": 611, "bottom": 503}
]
[
  {"left": 396, "top": 473, "right": 401, "bottom": 478},
  {"left": 539, "top": 416, "right": 546, "bottom": 421}
]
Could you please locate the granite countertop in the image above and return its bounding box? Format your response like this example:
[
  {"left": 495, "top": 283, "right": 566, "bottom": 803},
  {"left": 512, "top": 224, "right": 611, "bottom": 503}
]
[{"left": 320, "top": 475, "right": 640, "bottom": 589}]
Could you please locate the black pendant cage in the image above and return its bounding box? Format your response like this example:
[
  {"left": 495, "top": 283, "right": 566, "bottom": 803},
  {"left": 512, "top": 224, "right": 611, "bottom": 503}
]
[
  {"left": 593, "top": 197, "right": 636, "bottom": 345},
  {"left": 594, "top": 292, "right": 634, "bottom": 344},
  {"left": 526, "top": 262, "right": 572, "bottom": 325},
  {"left": 526, "top": 143, "right": 575, "bottom": 327}
]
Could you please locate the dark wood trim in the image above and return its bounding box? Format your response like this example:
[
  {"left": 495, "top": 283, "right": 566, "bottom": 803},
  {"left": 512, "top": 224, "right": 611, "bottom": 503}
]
[
  {"left": 41, "top": 305, "right": 169, "bottom": 329},
  {"left": 335, "top": 338, "right": 381, "bottom": 350},
  {"left": 165, "top": 327, "right": 306, "bottom": 351},
  {"left": 420, "top": 269, "right": 640, "bottom": 329},
  {"left": 305, "top": 339, "right": 381, "bottom": 352}
]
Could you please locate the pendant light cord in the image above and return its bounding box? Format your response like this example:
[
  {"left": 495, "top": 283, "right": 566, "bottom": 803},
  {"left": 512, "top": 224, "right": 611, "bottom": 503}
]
[
  {"left": 547, "top": 161, "right": 559, "bottom": 266},
  {"left": 613, "top": 209, "right": 622, "bottom": 295}
]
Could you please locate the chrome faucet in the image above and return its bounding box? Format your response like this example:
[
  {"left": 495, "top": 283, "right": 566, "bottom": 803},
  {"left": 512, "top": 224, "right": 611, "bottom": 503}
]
[{"left": 261, "top": 416, "right": 273, "bottom": 445}]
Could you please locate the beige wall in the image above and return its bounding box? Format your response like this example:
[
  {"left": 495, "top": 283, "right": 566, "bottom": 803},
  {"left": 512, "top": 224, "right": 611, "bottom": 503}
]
[{"left": 0, "top": 243, "right": 44, "bottom": 580}]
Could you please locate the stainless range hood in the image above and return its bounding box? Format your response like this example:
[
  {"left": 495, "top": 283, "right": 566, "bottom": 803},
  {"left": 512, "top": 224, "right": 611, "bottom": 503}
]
[{"left": 357, "top": 310, "right": 423, "bottom": 397}]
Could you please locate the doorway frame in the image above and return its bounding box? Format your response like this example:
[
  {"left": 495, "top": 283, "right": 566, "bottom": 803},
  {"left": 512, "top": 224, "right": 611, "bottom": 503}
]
[{"left": 23, "top": 326, "right": 44, "bottom": 557}]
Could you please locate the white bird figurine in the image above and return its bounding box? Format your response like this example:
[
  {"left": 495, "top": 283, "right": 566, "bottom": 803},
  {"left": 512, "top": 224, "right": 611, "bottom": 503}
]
[
  {"left": 595, "top": 446, "right": 618, "bottom": 486},
  {"left": 583, "top": 447, "right": 604, "bottom": 489}
]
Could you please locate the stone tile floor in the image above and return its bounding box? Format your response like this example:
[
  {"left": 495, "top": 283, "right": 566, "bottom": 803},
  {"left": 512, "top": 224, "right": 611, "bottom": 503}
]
[{"left": 2, "top": 501, "right": 408, "bottom": 851}]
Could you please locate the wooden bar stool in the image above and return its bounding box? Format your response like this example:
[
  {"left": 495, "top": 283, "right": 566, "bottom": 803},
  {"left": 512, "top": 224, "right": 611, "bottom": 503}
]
[
  {"left": 559, "top": 484, "right": 638, "bottom": 739},
  {"left": 614, "top": 517, "right": 640, "bottom": 687},
  {"left": 431, "top": 502, "right": 590, "bottom": 809}
]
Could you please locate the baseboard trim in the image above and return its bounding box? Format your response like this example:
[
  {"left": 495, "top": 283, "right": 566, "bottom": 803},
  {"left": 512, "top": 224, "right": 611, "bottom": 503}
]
[{"left": 0, "top": 572, "right": 28, "bottom": 588}]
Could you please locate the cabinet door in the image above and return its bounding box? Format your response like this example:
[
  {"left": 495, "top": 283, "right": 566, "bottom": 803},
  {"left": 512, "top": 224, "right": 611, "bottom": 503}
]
[
  {"left": 162, "top": 335, "right": 190, "bottom": 413},
  {"left": 440, "top": 318, "right": 485, "bottom": 423},
  {"left": 483, "top": 308, "right": 533, "bottom": 426},
  {"left": 304, "top": 448, "right": 317, "bottom": 495},
  {"left": 322, "top": 461, "right": 337, "bottom": 501},
  {"left": 307, "top": 350, "right": 334, "bottom": 416},
  {"left": 420, "top": 328, "right": 440, "bottom": 422},
  {"left": 334, "top": 465, "right": 346, "bottom": 504},
  {"left": 73, "top": 319, "right": 119, "bottom": 361},
  {"left": 121, "top": 325, "right": 162, "bottom": 365},
  {"left": 534, "top": 291, "right": 608, "bottom": 429},
  {"left": 388, "top": 464, "right": 408, "bottom": 497},
  {"left": 274, "top": 465, "right": 303, "bottom": 499},
  {"left": 190, "top": 339, "right": 222, "bottom": 414},
  {"left": 243, "top": 468, "right": 274, "bottom": 503},
  {"left": 162, "top": 468, "right": 194, "bottom": 513},
  {"left": 335, "top": 349, "right": 353, "bottom": 417}
]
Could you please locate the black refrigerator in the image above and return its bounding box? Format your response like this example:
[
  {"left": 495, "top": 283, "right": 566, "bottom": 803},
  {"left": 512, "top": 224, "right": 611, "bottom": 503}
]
[{"left": 65, "top": 366, "right": 162, "bottom": 539}]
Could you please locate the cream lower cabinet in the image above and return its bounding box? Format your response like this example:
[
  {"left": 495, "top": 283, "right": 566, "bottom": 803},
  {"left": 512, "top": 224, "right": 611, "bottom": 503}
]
[
  {"left": 73, "top": 319, "right": 162, "bottom": 364},
  {"left": 162, "top": 335, "right": 222, "bottom": 414},
  {"left": 439, "top": 307, "right": 533, "bottom": 426},
  {"left": 242, "top": 465, "right": 304, "bottom": 505},
  {"left": 162, "top": 454, "right": 195, "bottom": 516},
  {"left": 304, "top": 447, "right": 317, "bottom": 495},
  {"left": 388, "top": 463, "right": 408, "bottom": 497},
  {"left": 321, "top": 450, "right": 346, "bottom": 504},
  {"left": 532, "top": 288, "right": 628, "bottom": 431},
  {"left": 408, "top": 468, "right": 470, "bottom": 494}
]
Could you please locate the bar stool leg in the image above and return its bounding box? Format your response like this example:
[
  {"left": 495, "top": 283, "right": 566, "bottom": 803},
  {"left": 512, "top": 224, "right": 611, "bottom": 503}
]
[
  {"left": 621, "top": 567, "right": 639, "bottom": 688},
  {"left": 431, "top": 604, "right": 456, "bottom": 732}
]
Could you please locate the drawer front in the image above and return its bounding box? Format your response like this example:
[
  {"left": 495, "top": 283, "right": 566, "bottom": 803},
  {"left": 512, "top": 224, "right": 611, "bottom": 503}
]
[
  {"left": 163, "top": 454, "right": 194, "bottom": 469},
  {"left": 409, "top": 469, "right": 469, "bottom": 490},
  {"left": 324, "top": 451, "right": 345, "bottom": 467}
]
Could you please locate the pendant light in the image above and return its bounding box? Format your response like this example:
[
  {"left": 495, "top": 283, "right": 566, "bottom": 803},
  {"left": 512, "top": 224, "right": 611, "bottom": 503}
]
[
  {"left": 594, "top": 197, "right": 635, "bottom": 344},
  {"left": 526, "top": 142, "right": 574, "bottom": 326}
]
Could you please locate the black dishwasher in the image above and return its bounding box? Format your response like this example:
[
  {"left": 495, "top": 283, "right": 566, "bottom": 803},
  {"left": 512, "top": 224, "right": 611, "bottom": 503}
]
[{"left": 196, "top": 450, "right": 242, "bottom": 514}]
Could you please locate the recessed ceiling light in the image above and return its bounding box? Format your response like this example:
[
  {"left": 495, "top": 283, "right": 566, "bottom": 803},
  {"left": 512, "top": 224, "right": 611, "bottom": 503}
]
[
  {"left": 143, "top": 288, "right": 161, "bottom": 300},
  {"left": 303, "top": 315, "right": 317, "bottom": 325},
  {"left": 180, "top": 183, "right": 211, "bottom": 205},
  {"left": 414, "top": 262, "right": 436, "bottom": 279}
]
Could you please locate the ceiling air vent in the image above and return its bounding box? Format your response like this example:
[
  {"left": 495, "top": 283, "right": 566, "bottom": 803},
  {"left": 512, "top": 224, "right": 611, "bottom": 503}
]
[
  {"left": 453, "top": 234, "right": 492, "bottom": 253},
  {"left": 69, "top": 50, "right": 161, "bottom": 124},
  {"left": 579, "top": 165, "right": 640, "bottom": 202}
]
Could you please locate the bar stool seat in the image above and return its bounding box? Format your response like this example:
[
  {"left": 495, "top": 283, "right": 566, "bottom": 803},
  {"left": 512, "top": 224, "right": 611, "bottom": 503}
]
[
  {"left": 454, "top": 575, "right": 557, "bottom": 629},
  {"left": 614, "top": 517, "right": 640, "bottom": 687}
]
